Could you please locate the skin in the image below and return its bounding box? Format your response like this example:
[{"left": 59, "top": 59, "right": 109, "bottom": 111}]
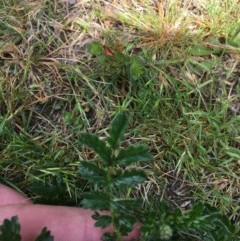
[{"left": 0, "top": 184, "right": 140, "bottom": 241}]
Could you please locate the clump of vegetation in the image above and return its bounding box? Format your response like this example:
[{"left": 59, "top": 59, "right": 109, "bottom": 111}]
[{"left": 78, "top": 112, "right": 240, "bottom": 241}]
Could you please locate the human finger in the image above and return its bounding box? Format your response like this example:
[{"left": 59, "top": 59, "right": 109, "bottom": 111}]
[{"left": 0, "top": 204, "right": 140, "bottom": 241}]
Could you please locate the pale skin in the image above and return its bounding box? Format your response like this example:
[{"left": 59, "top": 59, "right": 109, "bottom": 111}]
[{"left": 0, "top": 184, "right": 140, "bottom": 241}]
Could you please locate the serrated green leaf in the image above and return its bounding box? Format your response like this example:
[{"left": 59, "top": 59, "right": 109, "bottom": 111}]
[
  {"left": 0, "top": 216, "right": 21, "bottom": 241},
  {"left": 81, "top": 133, "right": 112, "bottom": 164},
  {"left": 107, "top": 112, "right": 129, "bottom": 150},
  {"left": 87, "top": 41, "right": 103, "bottom": 55},
  {"left": 113, "top": 214, "right": 137, "bottom": 235},
  {"left": 115, "top": 145, "right": 152, "bottom": 165},
  {"left": 111, "top": 198, "right": 142, "bottom": 214},
  {"left": 97, "top": 54, "right": 107, "bottom": 65},
  {"left": 78, "top": 161, "right": 107, "bottom": 184},
  {"left": 101, "top": 232, "right": 118, "bottom": 241},
  {"left": 188, "top": 203, "right": 205, "bottom": 220},
  {"left": 129, "top": 57, "right": 144, "bottom": 80},
  {"left": 115, "top": 52, "right": 129, "bottom": 64},
  {"left": 81, "top": 192, "right": 111, "bottom": 210},
  {"left": 92, "top": 212, "right": 112, "bottom": 228},
  {"left": 35, "top": 227, "right": 54, "bottom": 241},
  {"left": 111, "top": 169, "right": 147, "bottom": 188}
]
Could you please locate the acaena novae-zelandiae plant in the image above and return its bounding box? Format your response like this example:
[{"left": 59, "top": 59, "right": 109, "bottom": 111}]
[
  {"left": 78, "top": 112, "right": 152, "bottom": 241},
  {"left": 78, "top": 112, "right": 240, "bottom": 241},
  {"left": 1, "top": 112, "right": 239, "bottom": 241}
]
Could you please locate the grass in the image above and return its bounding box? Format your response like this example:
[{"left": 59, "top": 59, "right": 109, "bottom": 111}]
[{"left": 0, "top": 0, "right": 240, "bottom": 229}]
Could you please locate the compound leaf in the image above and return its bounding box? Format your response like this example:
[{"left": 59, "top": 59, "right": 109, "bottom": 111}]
[
  {"left": 111, "top": 169, "right": 147, "bottom": 188},
  {"left": 0, "top": 216, "right": 21, "bottom": 241},
  {"left": 35, "top": 227, "right": 54, "bottom": 241},
  {"left": 81, "top": 192, "right": 111, "bottom": 211},
  {"left": 115, "top": 145, "right": 152, "bottom": 165},
  {"left": 92, "top": 212, "right": 112, "bottom": 228},
  {"left": 78, "top": 161, "right": 107, "bottom": 184},
  {"left": 113, "top": 214, "right": 137, "bottom": 236},
  {"left": 81, "top": 133, "right": 112, "bottom": 164},
  {"left": 111, "top": 198, "right": 142, "bottom": 214},
  {"left": 129, "top": 57, "right": 145, "bottom": 80},
  {"left": 101, "top": 232, "right": 118, "bottom": 241},
  {"left": 87, "top": 41, "right": 103, "bottom": 55},
  {"left": 0, "top": 216, "right": 54, "bottom": 241},
  {"left": 107, "top": 112, "right": 129, "bottom": 150}
]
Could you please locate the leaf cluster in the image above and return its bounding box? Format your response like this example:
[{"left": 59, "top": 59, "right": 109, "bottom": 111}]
[
  {"left": 87, "top": 41, "right": 145, "bottom": 81},
  {"left": 140, "top": 200, "right": 240, "bottom": 241},
  {"left": 79, "top": 112, "right": 152, "bottom": 240}
]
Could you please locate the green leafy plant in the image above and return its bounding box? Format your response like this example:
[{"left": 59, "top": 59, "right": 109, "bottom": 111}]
[
  {"left": 1, "top": 113, "right": 239, "bottom": 241},
  {"left": 140, "top": 200, "right": 240, "bottom": 241},
  {"left": 79, "top": 112, "right": 240, "bottom": 241},
  {"left": 87, "top": 41, "right": 145, "bottom": 81},
  {"left": 79, "top": 112, "right": 152, "bottom": 240},
  {"left": 0, "top": 216, "right": 53, "bottom": 241}
]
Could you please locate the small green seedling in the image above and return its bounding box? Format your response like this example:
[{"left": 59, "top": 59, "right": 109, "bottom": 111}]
[
  {"left": 87, "top": 41, "right": 146, "bottom": 81},
  {"left": 79, "top": 112, "right": 152, "bottom": 241}
]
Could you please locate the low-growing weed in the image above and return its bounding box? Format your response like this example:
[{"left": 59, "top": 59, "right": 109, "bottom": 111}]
[
  {"left": 79, "top": 112, "right": 240, "bottom": 241},
  {"left": 87, "top": 41, "right": 146, "bottom": 82},
  {"left": 79, "top": 111, "right": 152, "bottom": 241},
  {"left": 1, "top": 112, "right": 239, "bottom": 241}
]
